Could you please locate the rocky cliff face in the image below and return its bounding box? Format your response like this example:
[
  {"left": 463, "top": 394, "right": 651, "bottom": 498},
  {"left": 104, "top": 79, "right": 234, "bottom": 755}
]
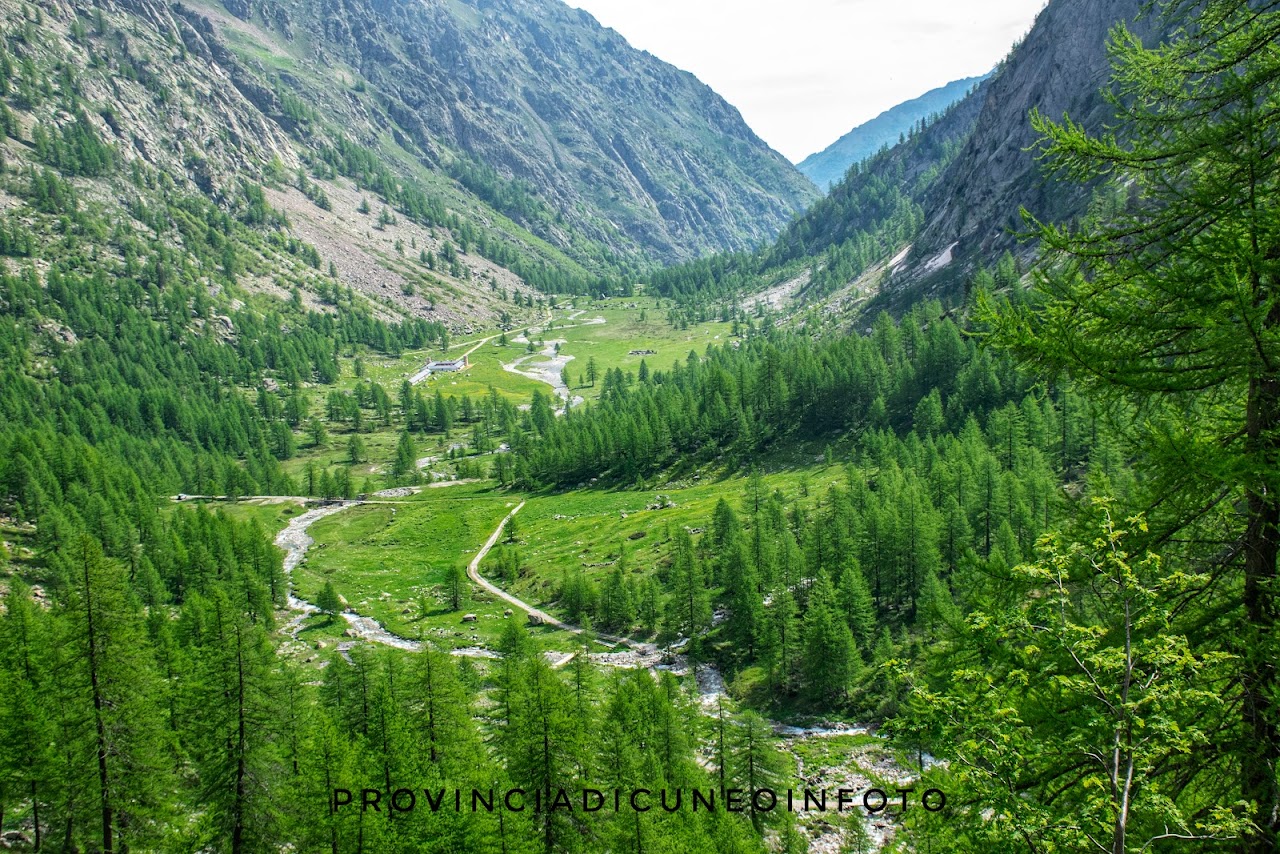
[
  {"left": 768, "top": 0, "right": 1164, "bottom": 308},
  {"left": 901, "top": 0, "right": 1159, "bottom": 284},
  {"left": 212, "top": 0, "right": 818, "bottom": 264}
]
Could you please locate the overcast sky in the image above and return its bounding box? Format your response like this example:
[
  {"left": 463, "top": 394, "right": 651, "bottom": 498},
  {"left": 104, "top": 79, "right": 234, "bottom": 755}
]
[{"left": 565, "top": 0, "right": 1048, "bottom": 163}]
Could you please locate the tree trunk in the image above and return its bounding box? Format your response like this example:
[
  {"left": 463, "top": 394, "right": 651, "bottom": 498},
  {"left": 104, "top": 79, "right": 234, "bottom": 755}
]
[
  {"left": 82, "top": 541, "right": 114, "bottom": 854},
  {"left": 30, "top": 780, "right": 40, "bottom": 852},
  {"left": 1243, "top": 371, "right": 1280, "bottom": 852},
  {"left": 232, "top": 623, "right": 247, "bottom": 854}
]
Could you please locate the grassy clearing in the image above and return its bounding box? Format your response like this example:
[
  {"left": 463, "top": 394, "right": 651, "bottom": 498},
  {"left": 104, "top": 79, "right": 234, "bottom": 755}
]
[
  {"left": 492, "top": 461, "right": 850, "bottom": 611},
  {"left": 289, "top": 484, "right": 578, "bottom": 652},
  {"left": 790, "top": 733, "right": 886, "bottom": 770},
  {"left": 278, "top": 429, "right": 405, "bottom": 484},
  {"left": 556, "top": 303, "right": 733, "bottom": 390},
  {"left": 195, "top": 497, "right": 307, "bottom": 534},
  {"left": 291, "top": 612, "right": 353, "bottom": 647},
  {"left": 416, "top": 340, "right": 548, "bottom": 405}
]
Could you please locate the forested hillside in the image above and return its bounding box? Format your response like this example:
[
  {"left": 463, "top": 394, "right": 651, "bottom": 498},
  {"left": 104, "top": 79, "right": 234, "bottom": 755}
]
[
  {"left": 2, "top": 0, "right": 1279, "bottom": 852},
  {"left": 634, "top": 0, "right": 1160, "bottom": 313},
  {"left": 797, "top": 74, "right": 989, "bottom": 191}
]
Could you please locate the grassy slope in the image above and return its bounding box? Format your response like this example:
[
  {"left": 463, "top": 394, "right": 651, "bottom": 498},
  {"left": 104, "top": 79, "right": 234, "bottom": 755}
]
[
  {"left": 270, "top": 300, "right": 738, "bottom": 482},
  {"left": 216, "top": 304, "right": 844, "bottom": 655},
  {"left": 494, "top": 461, "right": 844, "bottom": 612}
]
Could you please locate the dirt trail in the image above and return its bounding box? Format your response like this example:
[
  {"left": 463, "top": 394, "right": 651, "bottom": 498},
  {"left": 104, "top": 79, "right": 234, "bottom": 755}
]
[
  {"left": 464, "top": 502, "right": 566, "bottom": 626},
  {"left": 274, "top": 498, "right": 582, "bottom": 659},
  {"left": 465, "top": 502, "right": 630, "bottom": 653},
  {"left": 457, "top": 507, "right": 914, "bottom": 851}
]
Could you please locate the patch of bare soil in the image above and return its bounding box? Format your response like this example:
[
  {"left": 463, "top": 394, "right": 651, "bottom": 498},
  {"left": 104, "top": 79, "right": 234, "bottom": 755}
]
[
  {"left": 745, "top": 269, "right": 809, "bottom": 312},
  {"left": 263, "top": 183, "right": 539, "bottom": 330}
]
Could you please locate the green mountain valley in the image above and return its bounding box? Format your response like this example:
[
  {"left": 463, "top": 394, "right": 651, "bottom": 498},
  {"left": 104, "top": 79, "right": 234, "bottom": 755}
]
[{"left": 1, "top": 0, "right": 1279, "bottom": 852}]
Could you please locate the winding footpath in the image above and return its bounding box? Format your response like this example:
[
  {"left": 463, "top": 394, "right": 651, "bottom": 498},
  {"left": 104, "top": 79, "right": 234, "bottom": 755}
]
[
  {"left": 467, "top": 503, "right": 673, "bottom": 661},
  {"left": 464, "top": 501, "right": 563, "bottom": 627},
  {"left": 467, "top": 502, "right": 592, "bottom": 635},
  {"left": 276, "top": 498, "right": 800, "bottom": 707}
]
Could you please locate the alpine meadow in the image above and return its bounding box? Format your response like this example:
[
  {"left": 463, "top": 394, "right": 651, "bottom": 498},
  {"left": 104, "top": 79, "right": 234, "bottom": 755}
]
[{"left": 1, "top": 0, "right": 1279, "bottom": 852}]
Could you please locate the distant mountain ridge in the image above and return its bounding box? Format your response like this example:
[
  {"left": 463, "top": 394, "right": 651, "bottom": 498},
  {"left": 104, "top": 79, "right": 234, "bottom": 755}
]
[
  {"left": 797, "top": 74, "right": 990, "bottom": 190},
  {"left": 207, "top": 0, "right": 819, "bottom": 266},
  {"left": 751, "top": 0, "right": 1167, "bottom": 313}
]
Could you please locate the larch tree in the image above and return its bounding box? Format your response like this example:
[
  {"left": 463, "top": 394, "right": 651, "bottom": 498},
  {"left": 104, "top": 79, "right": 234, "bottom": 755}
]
[
  {"left": 982, "top": 1, "right": 1280, "bottom": 846},
  {"left": 914, "top": 504, "right": 1245, "bottom": 851},
  {"left": 316, "top": 581, "right": 343, "bottom": 619},
  {"left": 801, "top": 573, "right": 858, "bottom": 705},
  {"left": 0, "top": 584, "right": 55, "bottom": 851},
  {"left": 185, "top": 589, "right": 286, "bottom": 854},
  {"left": 58, "top": 535, "right": 170, "bottom": 853},
  {"left": 391, "top": 430, "right": 417, "bottom": 483},
  {"left": 728, "top": 710, "right": 787, "bottom": 833},
  {"left": 666, "top": 527, "right": 711, "bottom": 644}
]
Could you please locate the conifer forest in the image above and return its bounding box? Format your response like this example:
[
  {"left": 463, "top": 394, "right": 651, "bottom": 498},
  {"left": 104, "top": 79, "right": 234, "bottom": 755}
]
[{"left": 1, "top": 0, "right": 1279, "bottom": 852}]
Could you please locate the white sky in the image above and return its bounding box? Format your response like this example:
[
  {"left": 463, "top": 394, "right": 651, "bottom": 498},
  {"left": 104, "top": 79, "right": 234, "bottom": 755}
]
[{"left": 565, "top": 0, "right": 1048, "bottom": 163}]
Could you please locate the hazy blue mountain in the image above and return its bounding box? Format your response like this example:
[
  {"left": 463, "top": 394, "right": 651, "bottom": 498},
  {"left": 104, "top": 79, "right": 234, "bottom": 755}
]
[{"left": 796, "top": 75, "right": 990, "bottom": 190}]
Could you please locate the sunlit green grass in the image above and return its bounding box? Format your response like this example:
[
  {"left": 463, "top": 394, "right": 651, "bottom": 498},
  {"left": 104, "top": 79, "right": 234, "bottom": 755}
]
[
  {"left": 489, "top": 462, "right": 850, "bottom": 613},
  {"left": 537, "top": 300, "right": 738, "bottom": 402},
  {"left": 196, "top": 498, "right": 305, "bottom": 534},
  {"left": 289, "top": 485, "right": 579, "bottom": 651},
  {"left": 416, "top": 340, "right": 547, "bottom": 405}
]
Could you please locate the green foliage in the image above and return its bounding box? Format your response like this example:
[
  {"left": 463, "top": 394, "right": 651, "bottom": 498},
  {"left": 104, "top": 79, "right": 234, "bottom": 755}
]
[
  {"left": 5, "top": 3, "right": 1274, "bottom": 850},
  {"left": 31, "top": 111, "right": 114, "bottom": 177},
  {"left": 906, "top": 505, "right": 1246, "bottom": 850},
  {"left": 514, "top": 303, "right": 1036, "bottom": 488},
  {"left": 664, "top": 527, "right": 711, "bottom": 643},
  {"left": 54, "top": 536, "right": 174, "bottom": 851},
  {"left": 182, "top": 589, "right": 288, "bottom": 851},
  {"left": 972, "top": 2, "right": 1280, "bottom": 846},
  {"left": 314, "top": 135, "right": 596, "bottom": 293},
  {"left": 801, "top": 573, "right": 857, "bottom": 704},
  {"left": 447, "top": 157, "right": 547, "bottom": 228},
  {"left": 316, "top": 580, "right": 342, "bottom": 616}
]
